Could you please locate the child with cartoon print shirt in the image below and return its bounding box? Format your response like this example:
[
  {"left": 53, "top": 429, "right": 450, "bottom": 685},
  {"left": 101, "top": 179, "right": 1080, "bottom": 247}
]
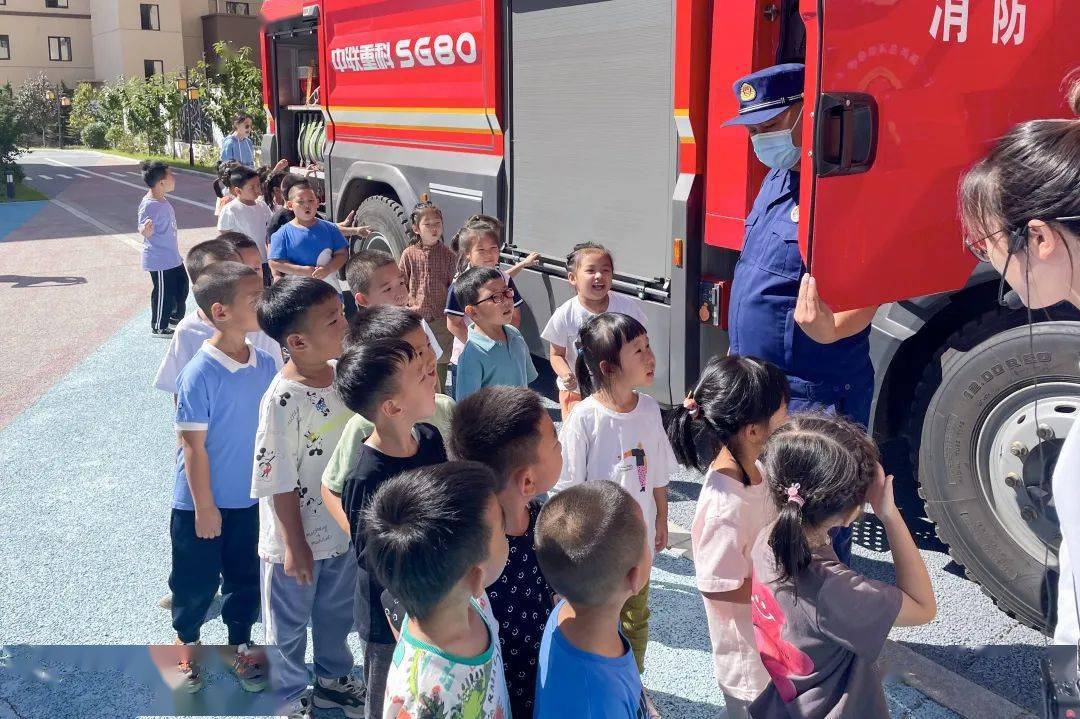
[{"left": 251, "top": 277, "right": 365, "bottom": 718}]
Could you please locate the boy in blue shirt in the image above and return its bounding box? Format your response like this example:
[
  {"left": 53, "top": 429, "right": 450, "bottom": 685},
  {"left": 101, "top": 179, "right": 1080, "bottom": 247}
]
[
  {"left": 170, "top": 261, "right": 277, "bottom": 694},
  {"left": 452, "top": 266, "right": 537, "bottom": 401},
  {"left": 533, "top": 481, "right": 652, "bottom": 719},
  {"left": 138, "top": 160, "right": 187, "bottom": 338},
  {"left": 268, "top": 181, "right": 348, "bottom": 288}
]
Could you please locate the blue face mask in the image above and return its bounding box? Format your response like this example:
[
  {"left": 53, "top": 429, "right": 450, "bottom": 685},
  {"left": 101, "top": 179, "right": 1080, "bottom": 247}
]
[{"left": 751, "top": 109, "right": 803, "bottom": 170}]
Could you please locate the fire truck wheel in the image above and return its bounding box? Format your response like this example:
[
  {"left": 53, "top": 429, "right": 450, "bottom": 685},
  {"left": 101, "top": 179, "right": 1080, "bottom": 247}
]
[
  {"left": 352, "top": 194, "right": 411, "bottom": 258},
  {"left": 916, "top": 319, "right": 1080, "bottom": 634}
]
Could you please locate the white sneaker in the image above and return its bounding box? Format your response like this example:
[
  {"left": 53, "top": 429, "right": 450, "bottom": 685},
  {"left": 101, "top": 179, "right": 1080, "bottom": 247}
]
[
  {"left": 158, "top": 592, "right": 173, "bottom": 609},
  {"left": 312, "top": 673, "right": 367, "bottom": 718},
  {"left": 283, "top": 692, "right": 313, "bottom": 719}
]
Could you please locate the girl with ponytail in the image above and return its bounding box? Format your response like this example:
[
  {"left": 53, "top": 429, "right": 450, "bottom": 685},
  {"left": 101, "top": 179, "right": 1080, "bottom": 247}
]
[
  {"left": 749, "top": 414, "right": 936, "bottom": 717},
  {"left": 665, "top": 355, "right": 789, "bottom": 718},
  {"left": 554, "top": 311, "right": 676, "bottom": 701}
]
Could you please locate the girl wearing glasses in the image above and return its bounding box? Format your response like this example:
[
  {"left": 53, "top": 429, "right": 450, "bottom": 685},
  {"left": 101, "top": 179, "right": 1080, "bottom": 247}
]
[{"left": 959, "top": 86, "right": 1080, "bottom": 645}]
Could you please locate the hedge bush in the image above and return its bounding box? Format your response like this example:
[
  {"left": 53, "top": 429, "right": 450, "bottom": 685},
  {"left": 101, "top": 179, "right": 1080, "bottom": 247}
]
[{"left": 81, "top": 122, "right": 108, "bottom": 149}]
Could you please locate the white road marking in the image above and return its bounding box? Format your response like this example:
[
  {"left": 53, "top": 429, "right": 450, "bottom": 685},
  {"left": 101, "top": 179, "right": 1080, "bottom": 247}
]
[
  {"left": 38, "top": 175, "right": 52, "bottom": 180},
  {"left": 127, "top": 172, "right": 141, "bottom": 177},
  {"left": 77, "top": 175, "right": 91, "bottom": 179},
  {"left": 48, "top": 198, "right": 145, "bottom": 251},
  {"left": 110, "top": 172, "right": 128, "bottom": 178},
  {"left": 57, "top": 174, "right": 72, "bottom": 179},
  {"left": 44, "top": 158, "right": 215, "bottom": 211}
]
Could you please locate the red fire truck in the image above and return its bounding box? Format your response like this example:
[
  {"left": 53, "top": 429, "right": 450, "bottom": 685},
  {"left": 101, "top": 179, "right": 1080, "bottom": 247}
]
[{"left": 259, "top": 0, "right": 1080, "bottom": 632}]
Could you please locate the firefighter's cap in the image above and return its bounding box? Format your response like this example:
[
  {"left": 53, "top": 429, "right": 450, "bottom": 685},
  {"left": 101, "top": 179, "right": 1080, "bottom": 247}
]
[{"left": 723, "top": 63, "right": 805, "bottom": 127}]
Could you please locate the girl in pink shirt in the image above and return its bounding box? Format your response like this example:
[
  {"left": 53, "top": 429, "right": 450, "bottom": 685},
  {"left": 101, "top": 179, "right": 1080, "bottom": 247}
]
[{"left": 667, "top": 355, "right": 790, "bottom": 718}]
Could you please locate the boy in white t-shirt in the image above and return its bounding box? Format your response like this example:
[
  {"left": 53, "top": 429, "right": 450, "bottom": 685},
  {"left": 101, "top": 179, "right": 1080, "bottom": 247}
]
[
  {"left": 540, "top": 242, "right": 647, "bottom": 420},
  {"left": 252, "top": 276, "right": 366, "bottom": 719},
  {"left": 216, "top": 165, "right": 273, "bottom": 284},
  {"left": 154, "top": 234, "right": 283, "bottom": 397}
]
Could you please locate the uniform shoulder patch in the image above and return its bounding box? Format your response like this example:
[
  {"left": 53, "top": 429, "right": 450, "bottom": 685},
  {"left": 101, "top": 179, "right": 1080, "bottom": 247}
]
[
  {"left": 739, "top": 83, "right": 757, "bottom": 102},
  {"left": 790, "top": 205, "right": 799, "bottom": 223}
]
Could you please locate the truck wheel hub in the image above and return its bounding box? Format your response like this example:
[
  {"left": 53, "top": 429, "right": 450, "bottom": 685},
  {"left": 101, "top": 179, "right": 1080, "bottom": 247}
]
[{"left": 977, "top": 381, "right": 1079, "bottom": 565}]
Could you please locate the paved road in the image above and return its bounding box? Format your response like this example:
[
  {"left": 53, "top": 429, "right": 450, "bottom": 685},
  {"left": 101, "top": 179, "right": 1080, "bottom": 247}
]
[{"left": 0, "top": 150, "right": 1041, "bottom": 718}]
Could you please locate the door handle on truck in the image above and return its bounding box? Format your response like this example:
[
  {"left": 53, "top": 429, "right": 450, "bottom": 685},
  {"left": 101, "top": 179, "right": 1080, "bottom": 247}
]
[{"left": 813, "top": 92, "right": 877, "bottom": 177}]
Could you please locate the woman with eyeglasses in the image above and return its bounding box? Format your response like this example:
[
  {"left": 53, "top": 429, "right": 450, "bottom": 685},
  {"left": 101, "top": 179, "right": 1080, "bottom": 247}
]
[
  {"left": 959, "top": 86, "right": 1080, "bottom": 644},
  {"left": 220, "top": 112, "right": 257, "bottom": 167}
]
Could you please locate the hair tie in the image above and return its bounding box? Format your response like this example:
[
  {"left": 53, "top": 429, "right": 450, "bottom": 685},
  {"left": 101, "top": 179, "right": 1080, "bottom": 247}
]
[
  {"left": 785, "top": 483, "right": 805, "bottom": 508},
  {"left": 682, "top": 392, "right": 700, "bottom": 419}
]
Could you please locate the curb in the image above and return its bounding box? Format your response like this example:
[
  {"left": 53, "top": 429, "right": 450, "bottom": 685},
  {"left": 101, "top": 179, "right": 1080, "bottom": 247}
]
[{"left": 665, "top": 520, "right": 1035, "bottom": 719}]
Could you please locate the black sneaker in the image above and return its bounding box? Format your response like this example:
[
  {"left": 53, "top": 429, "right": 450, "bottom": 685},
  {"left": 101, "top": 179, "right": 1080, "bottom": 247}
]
[
  {"left": 312, "top": 674, "right": 366, "bottom": 718},
  {"left": 152, "top": 328, "right": 175, "bottom": 339}
]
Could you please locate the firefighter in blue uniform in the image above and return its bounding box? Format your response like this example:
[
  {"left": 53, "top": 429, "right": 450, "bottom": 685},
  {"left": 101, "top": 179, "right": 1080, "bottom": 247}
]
[{"left": 724, "top": 64, "right": 879, "bottom": 564}]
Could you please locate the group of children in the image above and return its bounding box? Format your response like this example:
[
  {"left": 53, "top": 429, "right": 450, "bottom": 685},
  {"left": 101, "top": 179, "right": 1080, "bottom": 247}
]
[{"left": 140, "top": 153, "right": 936, "bottom": 719}]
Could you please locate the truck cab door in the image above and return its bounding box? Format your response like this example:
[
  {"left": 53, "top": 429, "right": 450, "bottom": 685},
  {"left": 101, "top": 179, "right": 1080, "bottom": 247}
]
[{"left": 799, "top": 0, "right": 1079, "bottom": 311}]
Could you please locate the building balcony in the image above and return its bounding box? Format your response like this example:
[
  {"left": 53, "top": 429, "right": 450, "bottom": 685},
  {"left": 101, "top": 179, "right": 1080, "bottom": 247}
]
[{"left": 202, "top": 0, "right": 261, "bottom": 67}]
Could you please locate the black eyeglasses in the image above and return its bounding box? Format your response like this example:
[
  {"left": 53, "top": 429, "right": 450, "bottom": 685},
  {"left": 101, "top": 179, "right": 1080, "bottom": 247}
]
[
  {"left": 965, "top": 215, "right": 1080, "bottom": 263},
  {"left": 475, "top": 288, "right": 515, "bottom": 305}
]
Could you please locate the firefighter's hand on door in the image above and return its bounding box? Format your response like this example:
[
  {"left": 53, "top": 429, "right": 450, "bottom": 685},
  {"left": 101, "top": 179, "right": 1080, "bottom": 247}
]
[{"left": 795, "top": 274, "right": 840, "bottom": 344}]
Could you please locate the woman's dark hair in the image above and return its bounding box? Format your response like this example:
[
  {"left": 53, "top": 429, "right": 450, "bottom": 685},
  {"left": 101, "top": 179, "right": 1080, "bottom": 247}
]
[
  {"left": 762, "top": 414, "right": 879, "bottom": 584},
  {"left": 574, "top": 312, "right": 647, "bottom": 398},
  {"left": 227, "top": 165, "right": 260, "bottom": 190},
  {"left": 959, "top": 87, "right": 1080, "bottom": 253},
  {"left": 408, "top": 201, "right": 443, "bottom": 244},
  {"left": 666, "top": 355, "right": 790, "bottom": 481},
  {"left": 232, "top": 112, "right": 253, "bottom": 127}
]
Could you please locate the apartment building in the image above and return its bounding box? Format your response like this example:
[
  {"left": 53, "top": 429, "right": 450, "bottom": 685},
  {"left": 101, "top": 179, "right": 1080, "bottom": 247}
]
[{"left": 0, "top": 0, "right": 262, "bottom": 87}]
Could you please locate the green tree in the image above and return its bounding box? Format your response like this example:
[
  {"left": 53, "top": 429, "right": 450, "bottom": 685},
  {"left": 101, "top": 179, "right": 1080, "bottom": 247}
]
[
  {"left": 121, "top": 74, "right": 183, "bottom": 154},
  {"left": 13, "top": 73, "right": 57, "bottom": 147},
  {"left": 0, "top": 84, "right": 27, "bottom": 182},
  {"left": 67, "top": 83, "right": 100, "bottom": 136},
  {"left": 200, "top": 41, "right": 265, "bottom": 136}
]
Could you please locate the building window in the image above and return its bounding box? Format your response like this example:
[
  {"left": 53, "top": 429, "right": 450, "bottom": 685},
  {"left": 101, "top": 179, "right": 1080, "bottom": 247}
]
[
  {"left": 225, "top": 2, "right": 250, "bottom": 15},
  {"left": 144, "top": 59, "right": 164, "bottom": 79},
  {"left": 0, "top": 36, "right": 9, "bottom": 61},
  {"left": 140, "top": 4, "right": 160, "bottom": 31},
  {"left": 45, "top": 0, "right": 69, "bottom": 7},
  {"left": 48, "top": 36, "right": 72, "bottom": 62}
]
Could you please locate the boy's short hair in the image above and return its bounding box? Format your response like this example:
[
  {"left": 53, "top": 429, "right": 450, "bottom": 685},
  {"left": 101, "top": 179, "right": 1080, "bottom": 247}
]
[
  {"left": 140, "top": 160, "right": 170, "bottom": 188},
  {"left": 227, "top": 165, "right": 260, "bottom": 190},
  {"left": 192, "top": 261, "right": 260, "bottom": 318},
  {"left": 363, "top": 461, "right": 496, "bottom": 619},
  {"left": 345, "top": 249, "right": 397, "bottom": 295},
  {"left": 284, "top": 176, "right": 312, "bottom": 200},
  {"left": 345, "top": 305, "right": 423, "bottom": 348},
  {"left": 185, "top": 239, "right": 240, "bottom": 283},
  {"left": 334, "top": 337, "right": 415, "bottom": 420},
  {"left": 448, "top": 387, "right": 546, "bottom": 492},
  {"left": 535, "top": 481, "right": 645, "bottom": 607},
  {"left": 257, "top": 276, "right": 340, "bottom": 344},
  {"left": 566, "top": 242, "right": 613, "bottom": 273},
  {"left": 453, "top": 266, "right": 503, "bottom": 308},
  {"left": 215, "top": 230, "right": 259, "bottom": 254}
]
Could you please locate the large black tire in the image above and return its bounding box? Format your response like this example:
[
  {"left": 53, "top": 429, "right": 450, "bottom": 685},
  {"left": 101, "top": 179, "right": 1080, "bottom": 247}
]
[
  {"left": 352, "top": 195, "right": 411, "bottom": 258},
  {"left": 916, "top": 318, "right": 1080, "bottom": 633}
]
